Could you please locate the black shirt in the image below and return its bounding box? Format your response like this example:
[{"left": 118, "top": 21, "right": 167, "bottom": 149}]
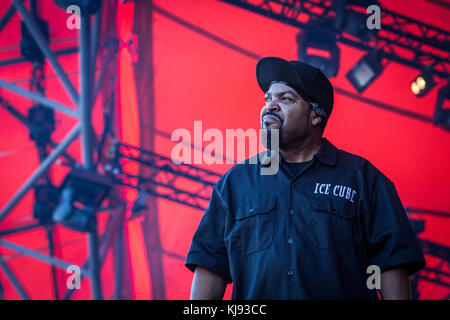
[
  {"left": 185, "top": 138, "right": 425, "bottom": 299},
  {"left": 284, "top": 159, "right": 314, "bottom": 177}
]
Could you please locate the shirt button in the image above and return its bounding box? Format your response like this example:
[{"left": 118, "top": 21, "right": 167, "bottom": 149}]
[
  {"left": 290, "top": 182, "right": 296, "bottom": 187},
  {"left": 289, "top": 209, "right": 294, "bottom": 215},
  {"left": 249, "top": 208, "right": 255, "bottom": 214},
  {"left": 288, "top": 238, "right": 293, "bottom": 244},
  {"left": 287, "top": 270, "right": 294, "bottom": 276}
]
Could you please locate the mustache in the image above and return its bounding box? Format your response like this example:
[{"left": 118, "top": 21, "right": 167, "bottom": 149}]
[{"left": 262, "top": 112, "right": 283, "bottom": 123}]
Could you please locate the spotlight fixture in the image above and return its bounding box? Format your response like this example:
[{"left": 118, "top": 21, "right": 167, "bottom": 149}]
[
  {"left": 346, "top": 50, "right": 383, "bottom": 93},
  {"left": 20, "top": 18, "right": 49, "bottom": 64},
  {"left": 53, "top": 169, "right": 113, "bottom": 232},
  {"left": 335, "top": 0, "right": 380, "bottom": 42},
  {"left": 28, "top": 105, "right": 55, "bottom": 147},
  {"left": 53, "top": 0, "right": 101, "bottom": 14},
  {"left": 411, "top": 70, "right": 436, "bottom": 97},
  {"left": 297, "top": 27, "right": 341, "bottom": 78},
  {"left": 34, "top": 183, "right": 60, "bottom": 225},
  {"left": 433, "top": 82, "right": 450, "bottom": 132}
]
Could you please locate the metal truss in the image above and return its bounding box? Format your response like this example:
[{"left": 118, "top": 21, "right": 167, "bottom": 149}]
[
  {"left": 0, "top": 0, "right": 116, "bottom": 300},
  {"left": 0, "top": 0, "right": 448, "bottom": 300},
  {"left": 407, "top": 208, "right": 450, "bottom": 298},
  {"left": 221, "top": 0, "right": 450, "bottom": 79},
  {"left": 409, "top": 238, "right": 450, "bottom": 299},
  {"left": 417, "top": 239, "right": 450, "bottom": 288},
  {"left": 108, "top": 142, "right": 222, "bottom": 211}
]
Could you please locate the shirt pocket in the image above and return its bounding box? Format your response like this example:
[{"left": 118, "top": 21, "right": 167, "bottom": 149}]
[
  {"left": 305, "top": 196, "right": 357, "bottom": 255},
  {"left": 231, "top": 195, "right": 277, "bottom": 256}
]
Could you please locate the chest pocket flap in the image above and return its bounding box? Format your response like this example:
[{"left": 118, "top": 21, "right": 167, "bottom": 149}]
[
  {"left": 231, "top": 195, "right": 277, "bottom": 256},
  {"left": 235, "top": 195, "right": 276, "bottom": 220},
  {"left": 309, "top": 196, "right": 356, "bottom": 219}
]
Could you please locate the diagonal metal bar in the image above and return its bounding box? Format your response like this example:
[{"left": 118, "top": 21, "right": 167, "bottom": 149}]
[
  {"left": 0, "top": 47, "right": 78, "bottom": 67},
  {"left": 405, "top": 207, "right": 450, "bottom": 218},
  {"left": 0, "top": 123, "right": 81, "bottom": 222},
  {"left": 93, "top": 41, "right": 118, "bottom": 105},
  {"left": 0, "top": 5, "right": 16, "bottom": 32},
  {"left": 153, "top": 5, "right": 261, "bottom": 60},
  {"left": 12, "top": 0, "right": 79, "bottom": 105},
  {"left": 0, "top": 78, "right": 79, "bottom": 118},
  {"left": 0, "top": 96, "right": 79, "bottom": 165},
  {"left": 0, "top": 239, "right": 89, "bottom": 274},
  {"left": 0, "top": 223, "right": 41, "bottom": 237},
  {"left": 0, "top": 255, "right": 30, "bottom": 299}
]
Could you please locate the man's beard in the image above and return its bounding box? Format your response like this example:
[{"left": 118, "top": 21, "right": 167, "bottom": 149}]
[
  {"left": 279, "top": 125, "right": 311, "bottom": 150},
  {"left": 262, "top": 127, "right": 282, "bottom": 150}
]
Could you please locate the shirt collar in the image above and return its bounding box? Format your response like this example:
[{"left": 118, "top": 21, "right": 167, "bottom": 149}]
[
  {"left": 314, "top": 137, "right": 338, "bottom": 166},
  {"left": 259, "top": 137, "right": 338, "bottom": 167}
]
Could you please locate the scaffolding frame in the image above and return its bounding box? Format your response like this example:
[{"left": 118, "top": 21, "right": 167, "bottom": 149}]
[
  {"left": 0, "top": 0, "right": 448, "bottom": 300},
  {"left": 0, "top": 0, "right": 119, "bottom": 300}
]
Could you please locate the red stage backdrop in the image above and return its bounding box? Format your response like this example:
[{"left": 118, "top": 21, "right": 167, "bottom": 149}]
[{"left": 0, "top": 0, "right": 448, "bottom": 299}]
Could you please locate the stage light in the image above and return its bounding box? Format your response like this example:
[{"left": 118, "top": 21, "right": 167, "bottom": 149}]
[
  {"left": 345, "top": 51, "right": 383, "bottom": 93},
  {"left": 53, "top": 0, "right": 101, "bottom": 14},
  {"left": 335, "top": 0, "right": 380, "bottom": 41},
  {"left": 34, "top": 183, "right": 60, "bottom": 225},
  {"left": 53, "top": 169, "right": 113, "bottom": 232},
  {"left": 411, "top": 71, "right": 435, "bottom": 97},
  {"left": 297, "top": 27, "right": 341, "bottom": 78},
  {"left": 20, "top": 18, "right": 49, "bottom": 64},
  {"left": 433, "top": 83, "right": 450, "bottom": 132},
  {"left": 28, "top": 105, "right": 55, "bottom": 147}
]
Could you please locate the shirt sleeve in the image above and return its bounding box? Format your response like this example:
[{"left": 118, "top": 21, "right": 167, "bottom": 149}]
[
  {"left": 185, "top": 186, "right": 232, "bottom": 283},
  {"left": 360, "top": 175, "right": 426, "bottom": 276}
]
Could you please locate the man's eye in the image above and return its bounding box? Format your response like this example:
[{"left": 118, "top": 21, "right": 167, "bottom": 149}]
[
  {"left": 282, "top": 97, "right": 292, "bottom": 101},
  {"left": 265, "top": 97, "right": 271, "bottom": 102}
]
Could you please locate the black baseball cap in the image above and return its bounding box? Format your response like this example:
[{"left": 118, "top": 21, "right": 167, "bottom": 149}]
[{"left": 256, "top": 57, "right": 334, "bottom": 123}]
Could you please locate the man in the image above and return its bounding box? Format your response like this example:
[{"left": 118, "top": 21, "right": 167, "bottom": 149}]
[{"left": 185, "top": 57, "right": 426, "bottom": 300}]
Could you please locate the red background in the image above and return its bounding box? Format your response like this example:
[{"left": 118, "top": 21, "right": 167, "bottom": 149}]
[{"left": 0, "top": 0, "right": 449, "bottom": 299}]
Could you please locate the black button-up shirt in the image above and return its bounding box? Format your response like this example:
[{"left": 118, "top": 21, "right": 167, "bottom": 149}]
[{"left": 185, "top": 138, "right": 426, "bottom": 299}]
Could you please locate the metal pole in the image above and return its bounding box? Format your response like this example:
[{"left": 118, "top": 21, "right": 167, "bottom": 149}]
[
  {"left": 80, "top": 15, "right": 94, "bottom": 170},
  {"left": 12, "top": 0, "right": 79, "bottom": 105},
  {"left": 114, "top": 207, "right": 125, "bottom": 299},
  {"left": 88, "top": 226, "right": 102, "bottom": 300},
  {"left": 0, "top": 79, "right": 79, "bottom": 118},
  {"left": 80, "top": 11, "right": 103, "bottom": 300},
  {"left": 46, "top": 225, "right": 60, "bottom": 300},
  {"left": 93, "top": 43, "right": 117, "bottom": 105},
  {"left": 90, "top": 1, "right": 102, "bottom": 87},
  {"left": 63, "top": 202, "right": 125, "bottom": 300},
  {"left": 0, "top": 124, "right": 81, "bottom": 222},
  {"left": 0, "top": 255, "right": 30, "bottom": 300},
  {"left": 0, "top": 239, "right": 88, "bottom": 274}
]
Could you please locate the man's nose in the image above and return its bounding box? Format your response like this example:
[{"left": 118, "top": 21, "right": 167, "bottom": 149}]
[{"left": 267, "top": 99, "right": 280, "bottom": 112}]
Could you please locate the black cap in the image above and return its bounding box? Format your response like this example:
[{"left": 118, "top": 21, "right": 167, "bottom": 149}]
[{"left": 256, "top": 57, "right": 334, "bottom": 123}]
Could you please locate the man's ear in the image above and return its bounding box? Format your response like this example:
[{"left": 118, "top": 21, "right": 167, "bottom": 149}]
[{"left": 311, "top": 111, "right": 322, "bottom": 127}]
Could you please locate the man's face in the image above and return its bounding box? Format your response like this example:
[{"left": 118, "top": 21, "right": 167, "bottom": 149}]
[{"left": 260, "top": 82, "right": 314, "bottom": 148}]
